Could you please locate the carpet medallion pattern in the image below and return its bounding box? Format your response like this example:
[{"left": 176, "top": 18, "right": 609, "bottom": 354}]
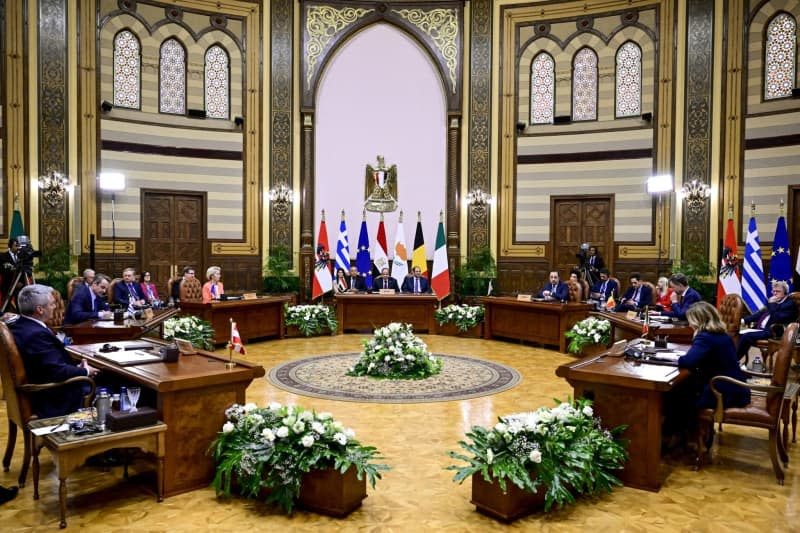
[{"left": 268, "top": 353, "right": 521, "bottom": 403}]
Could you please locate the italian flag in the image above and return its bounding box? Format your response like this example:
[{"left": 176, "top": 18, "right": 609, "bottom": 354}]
[{"left": 431, "top": 214, "right": 450, "bottom": 300}]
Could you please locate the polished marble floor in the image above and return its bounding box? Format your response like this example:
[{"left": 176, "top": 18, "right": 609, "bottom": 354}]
[{"left": 1, "top": 334, "right": 799, "bottom": 531}]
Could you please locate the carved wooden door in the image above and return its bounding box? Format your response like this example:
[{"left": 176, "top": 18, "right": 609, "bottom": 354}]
[
  {"left": 552, "top": 197, "right": 613, "bottom": 278},
  {"left": 141, "top": 191, "right": 205, "bottom": 297}
]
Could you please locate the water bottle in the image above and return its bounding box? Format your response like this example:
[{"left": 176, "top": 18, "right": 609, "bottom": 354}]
[
  {"left": 93, "top": 388, "right": 111, "bottom": 431},
  {"left": 752, "top": 354, "right": 764, "bottom": 373},
  {"left": 119, "top": 386, "right": 130, "bottom": 412}
]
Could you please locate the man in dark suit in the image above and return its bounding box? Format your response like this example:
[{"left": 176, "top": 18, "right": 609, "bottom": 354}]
[
  {"left": 537, "top": 271, "right": 569, "bottom": 302},
  {"left": 660, "top": 272, "right": 702, "bottom": 320},
  {"left": 113, "top": 267, "right": 146, "bottom": 307},
  {"left": 373, "top": 267, "right": 399, "bottom": 292},
  {"left": 591, "top": 268, "right": 618, "bottom": 301},
  {"left": 615, "top": 272, "right": 652, "bottom": 312},
  {"left": 737, "top": 280, "right": 799, "bottom": 360},
  {"left": 64, "top": 274, "right": 112, "bottom": 324},
  {"left": 345, "top": 265, "right": 367, "bottom": 292},
  {"left": 402, "top": 266, "right": 431, "bottom": 293},
  {"left": 0, "top": 237, "right": 20, "bottom": 304},
  {"left": 9, "top": 284, "right": 99, "bottom": 418}
]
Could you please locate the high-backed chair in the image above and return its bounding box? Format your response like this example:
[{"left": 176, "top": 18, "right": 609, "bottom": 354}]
[
  {"left": 567, "top": 281, "right": 582, "bottom": 303},
  {"left": 696, "top": 323, "right": 799, "bottom": 484},
  {"left": 0, "top": 320, "right": 95, "bottom": 487},
  {"left": 66, "top": 277, "right": 84, "bottom": 302},
  {"left": 579, "top": 280, "right": 590, "bottom": 301},
  {"left": 755, "top": 291, "right": 800, "bottom": 371},
  {"left": 610, "top": 278, "right": 621, "bottom": 299},
  {"left": 179, "top": 277, "right": 202, "bottom": 303},
  {"left": 107, "top": 277, "right": 122, "bottom": 306},
  {"left": 641, "top": 281, "right": 657, "bottom": 307},
  {"left": 719, "top": 293, "right": 746, "bottom": 344},
  {"left": 47, "top": 289, "right": 65, "bottom": 330}
]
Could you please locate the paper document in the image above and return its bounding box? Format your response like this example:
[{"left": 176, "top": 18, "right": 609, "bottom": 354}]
[
  {"left": 96, "top": 349, "right": 163, "bottom": 365},
  {"left": 32, "top": 424, "right": 68, "bottom": 436}
]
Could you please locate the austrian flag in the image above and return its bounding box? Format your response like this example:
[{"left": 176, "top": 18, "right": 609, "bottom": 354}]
[{"left": 230, "top": 320, "right": 246, "bottom": 355}]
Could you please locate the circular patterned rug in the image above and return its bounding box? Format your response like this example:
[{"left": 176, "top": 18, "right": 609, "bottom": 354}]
[{"left": 267, "top": 353, "right": 521, "bottom": 403}]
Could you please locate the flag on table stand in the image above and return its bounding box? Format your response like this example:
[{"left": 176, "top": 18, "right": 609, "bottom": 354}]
[
  {"left": 769, "top": 212, "right": 793, "bottom": 292},
  {"left": 412, "top": 212, "right": 428, "bottom": 278},
  {"left": 716, "top": 217, "right": 742, "bottom": 307},
  {"left": 356, "top": 211, "right": 372, "bottom": 289},
  {"left": 336, "top": 210, "right": 351, "bottom": 274},
  {"left": 431, "top": 212, "right": 450, "bottom": 300},
  {"left": 374, "top": 214, "right": 389, "bottom": 274},
  {"left": 606, "top": 294, "right": 616, "bottom": 310},
  {"left": 742, "top": 211, "right": 767, "bottom": 313},
  {"left": 230, "top": 320, "right": 246, "bottom": 355},
  {"left": 391, "top": 211, "right": 409, "bottom": 288},
  {"left": 312, "top": 211, "right": 333, "bottom": 300}
]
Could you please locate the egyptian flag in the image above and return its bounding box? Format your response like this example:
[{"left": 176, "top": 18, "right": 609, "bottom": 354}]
[
  {"left": 312, "top": 212, "right": 333, "bottom": 300},
  {"left": 431, "top": 213, "right": 450, "bottom": 300},
  {"left": 716, "top": 217, "right": 741, "bottom": 306},
  {"left": 412, "top": 212, "right": 428, "bottom": 278},
  {"left": 374, "top": 214, "right": 389, "bottom": 274}
]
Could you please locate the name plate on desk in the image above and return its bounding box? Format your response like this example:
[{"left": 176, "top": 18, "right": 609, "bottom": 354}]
[
  {"left": 516, "top": 294, "right": 532, "bottom": 302},
  {"left": 378, "top": 289, "right": 395, "bottom": 295},
  {"left": 626, "top": 311, "right": 638, "bottom": 320},
  {"left": 142, "top": 308, "right": 154, "bottom": 320},
  {"left": 242, "top": 292, "right": 258, "bottom": 300}
]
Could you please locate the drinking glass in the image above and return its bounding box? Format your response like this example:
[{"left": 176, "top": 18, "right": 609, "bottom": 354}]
[{"left": 127, "top": 387, "right": 141, "bottom": 413}]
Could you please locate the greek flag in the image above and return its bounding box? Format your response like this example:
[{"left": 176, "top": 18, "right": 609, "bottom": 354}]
[
  {"left": 336, "top": 213, "right": 350, "bottom": 274},
  {"left": 742, "top": 216, "right": 767, "bottom": 313}
]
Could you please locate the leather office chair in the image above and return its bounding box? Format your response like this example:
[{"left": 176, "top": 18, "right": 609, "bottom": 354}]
[
  {"left": 580, "top": 280, "right": 590, "bottom": 301},
  {"left": 47, "top": 289, "right": 65, "bottom": 331},
  {"left": 179, "top": 277, "right": 202, "bottom": 303},
  {"left": 640, "top": 281, "right": 657, "bottom": 307},
  {"left": 0, "top": 320, "right": 95, "bottom": 487},
  {"left": 696, "top": 323, "right": 799, "bottom": 484},
  {"left": 66, "top": 277, "right": 84, "bottom": 302},
  {"left": 107, "top": 277, "right": 122, "bottom": 306},
  {"left": 719, "top": 293, "right": 745, "bottom": 344},
  {"left": 567, "top": 281, "right": 582, "bottom": 302}
]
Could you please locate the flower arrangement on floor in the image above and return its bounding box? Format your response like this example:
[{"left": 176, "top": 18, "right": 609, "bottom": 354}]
[
  {"left": 434, "top": 304, "right": 485, "bottom": 332},
  {"left": 284, "top": 304, "right": 338, "bottom": 336},
  {"left": 211, "top": 402, "right": 389, "bottom": 514},
  {"left": 564, "top": 316, "right": 611, "bottom": 355},
  {"left": 163, "top": 315, "right": 215, "bottom": 350},
  {"left": 447, "top": 398, "right": 628, "bottom": 512},
  {"left": 347, "top": 322, "right": 443, "bottom": 380}
]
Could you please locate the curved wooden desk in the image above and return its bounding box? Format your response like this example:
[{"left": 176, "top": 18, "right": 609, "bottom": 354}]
[
  {"left": 62, "top": 308, "right": 179, "bottom": 345},
  {"left": 179, "top": 295, "right": 291, "bottom": 344},
  {"left": 335, "top": 293, "right": 438, "bottom": 333}
]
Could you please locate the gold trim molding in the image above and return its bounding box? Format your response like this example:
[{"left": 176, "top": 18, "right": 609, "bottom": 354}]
[
  {"left": 305, "top": 6, "right": 374, "bottom": 90},
  {"left": 393, "top": 8, "right": 459, "bottom": 93}
]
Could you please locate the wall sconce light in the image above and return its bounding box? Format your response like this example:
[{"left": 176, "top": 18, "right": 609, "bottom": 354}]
[
  {"left": 38, "top": 170, "right": 71, "bottom": 208},
  {"left": 679, "top": 179, "right": 711, "bottom": 214},
  {"left": 466, "top": 188, "right": 493, "bottom": 207},
  {"left": 268, "top": 183, "right": 294, "bottom": 204}
]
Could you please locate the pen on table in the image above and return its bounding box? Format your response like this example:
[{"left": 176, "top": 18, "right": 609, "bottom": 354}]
[{"left": 50, "top": 421, "right": 65, "bottom": 432}]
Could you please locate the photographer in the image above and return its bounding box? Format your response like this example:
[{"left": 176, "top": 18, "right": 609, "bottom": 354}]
[{"left": 0, "top": 238, "right": 21, "bottom": 299}]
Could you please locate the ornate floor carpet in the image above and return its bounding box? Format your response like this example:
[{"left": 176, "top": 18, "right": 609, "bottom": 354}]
[{"left": 267, "top": 352, "right": 521, "bottom": 403}]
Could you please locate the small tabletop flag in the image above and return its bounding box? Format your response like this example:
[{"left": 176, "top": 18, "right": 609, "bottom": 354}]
[
  {"left": 231, "top": 321, "right": 246, "bottom": 355},
  {"left": 606, "top": 294, "right": 616, "bottom": 310}
]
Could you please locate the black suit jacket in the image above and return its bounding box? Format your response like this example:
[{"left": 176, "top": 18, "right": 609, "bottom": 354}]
[
  {"left": 619, "top": 284, "right": 653, "bottom": 309},
  {"left": 591, "top": 278, "right": 618, "bottom": 300},
  {"left": 64, "top": 284, "right": 109, "bottom": 324},
  {"left": 372, "top": 276, "right": 399, "bottom": 292},
  {"left": 744, "top": 297, "right": 799, "bottom": 328},
  {"left": 344, "top": 274, "right": 367, "bottom": 292},
  {"left": 401, "top": 275, "right": 431, "bottom": 293},
  {"left": 114, "top": 280, "right": 146, "bottom": 306},
  {"left": 9, "top": 315, "right": 89, "bottom": 418},
  {"left": 0, "top": 250, "right": 19, "bottom": 297}
]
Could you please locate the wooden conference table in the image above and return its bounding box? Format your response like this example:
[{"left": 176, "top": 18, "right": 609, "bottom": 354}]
[
  {"left": 335, "top": 293, "right": 438, "bottom": 333},
  {"left": 592, "top": 310, "right": 694, "bottom": 345},
  {"left": 62, "top": 308, "right": 179, "bottom": 345},
  {"left": 180, "top": 295, "right": 291, "bottom": 344},
  {"left": 480, "top": 296, "right": 593, "bottom": 353},
  {"left": 67, "top": 339, "right": 265, "bottom": 497},
  {"left": 556, "top": 347, "right": 690, "bottom": 491}
]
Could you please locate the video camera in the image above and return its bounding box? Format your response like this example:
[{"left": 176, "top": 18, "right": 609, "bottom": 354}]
[
  {"left": 15, "top": 235, "right": 41, "bottom": 272},
  {"left": 575, "top": 242, "right": 589, "bottom": 266}
]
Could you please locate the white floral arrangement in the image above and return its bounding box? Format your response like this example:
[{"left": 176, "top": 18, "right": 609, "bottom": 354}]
[
  {"left": 211, "top": 402, "right": 389, "bottom": 514},
  {"left": 347, "top": 322, "right": 443, "bottom": 379},
  {"left": 564, "top": 316, "right": 611, "bottom": 354},
  {"left": 284, "top": 304, "right": 337, "bottom": 336},
  {"left": 163, "top": 315, "right": 215, "bottom": 350},
  {"left": 434, "top": 304, "right": 485, "bottom": 332}
]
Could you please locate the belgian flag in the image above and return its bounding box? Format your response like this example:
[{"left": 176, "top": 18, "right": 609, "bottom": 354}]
[{"left": 411, "top": 212, "right": 427, "bottom": 278}]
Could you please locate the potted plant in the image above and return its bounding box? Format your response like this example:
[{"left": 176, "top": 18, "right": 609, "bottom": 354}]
[
  {"left": 262, "top": 245, "right": 300, "bottom": 299},
  {"left": 210, "top": 402, "right": 389, "bottom": 516},
  {"left": 564, "top": 316, "right": 611, "bottom": 356},
  {"left": 347, "top": 322, "right": 443, "bottom": 379},
  {"left": 34, "top": 242, "right": 77, "bottom": 299},
  {"left": 434, "top": 304, "right": 485, "bottom": 337},
  {"left": 163, "top": 315, "right": 215, "bottom": 350},
  {"left": 284, "top": 304, "right": 337, "bottom": 336},
  {"left": 447, "top": 398, "right": 627, "bottom": 521},
  {"left": 455, "top": 246, "right": 497, "bottom": 302}
]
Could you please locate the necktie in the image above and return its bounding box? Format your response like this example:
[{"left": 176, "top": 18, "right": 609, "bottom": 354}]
[
  {"left": 351, "top": 278, "right": 355, "bottom": 289},
  {"left": 759, "top": 313, "right": 770, "bottom": 329},
  {"left": 128, "top": 283, "right": 137, "bottom": 299},
  {"left": 10, "top": 253, "right": 15, "bottom": 263},
  {"left": 552, "top": 284, "right": 556, "bottom": 293},
  {"left": 384, "top": 279, "right": 388, "bottom": 289},
  {"left": 633, "top": 288, "right": 639, "bottom": 304},
  {"left": 601, "top": 281, "right": 607, "bottom": 295},
  {"left": 679, "top": 294, "right": 684, "bottom": 305},
  {"left": 415, "top": 278, "right": 420, "bottom": 293}
]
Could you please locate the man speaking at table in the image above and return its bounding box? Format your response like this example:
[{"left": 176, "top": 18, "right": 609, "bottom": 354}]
[
  {"left": 373, "top": 267, "right": 399, "bottom": 292},
  {"left": 64, "top": 274, "right": 113, "bottom": 324},
  {"left": 402, "top": 266, "right": 430, "bottom": 294},
  {"left": 537, "top": 271, "right": 569, "bottom": 302}
]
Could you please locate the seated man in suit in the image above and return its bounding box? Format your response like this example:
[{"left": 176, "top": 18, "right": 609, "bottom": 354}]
[
  {"left": 401, "top": 266, "right": 431, "bottom": 294},
  {"left": 658, "top": 272, "right": 702, "bottom": 321},
  {"left": 82, "top": 268, "right": 95, "bottom": 287},
  {"left": 113, "top": 267, "right": 146, "bottom": 308},
  {"left": 590, "top": 268, "right": 618, "bottom": 302},
  {"left": 345, "top": 265, "right": 367, "bottom": 293},
  {"left": 373, "top": 267, "right": 399, "bottom": 292},
  {"left": 615, "top": 272, "right": 652, "bottom": 312},
  {"left": 537, "top": 271, "right": 569, "bottom": 302},
  {"left": 64, "top": 273, "right": 112, "bottom": 324},
  {"left": 9, "top": 284, "right": 100, "bottom": 418},
  {"left": 736, "top": 280, "right": 798, "bottom": 361}
]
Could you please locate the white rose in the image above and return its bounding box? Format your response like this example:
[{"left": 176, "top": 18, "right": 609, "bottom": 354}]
[
  {"left": 243, "top": 402, "right": 257, "bottom": 414},
  {"left": 292, "top": 421, "right": 305, "bottom": 433},
  {"left": 582, "top": 406, "right": 593, "bottom": 417},
  {"left": 333, "top": 432, "right": 348, "bottom": 445},
  {"left": 529, "top": 450, "right": 542, "bottom": 463},
  {"left": 261, "top": 428, "right": 275, "bottom": 442},
  {"left": 222, "top": 422, "right": 235, "bottom": 433},
  {"left": 268, "top": 402, "right": 282, "bottom": 411},
  {"left": 345, "top": 428, "right": 356, "bottom": 439},
  {"left": 486, "top": 448, "right": 494, "bottom": 464},
  {"left": 276, "top": 426, "right": 289, "bottom": 438},
  {"left": 317, "top": 412, "right": 332, "bottom": 420},
  {"left": 494, "top": 422, "right": 508, "bottom": 433},
  {"left": 301, "top": 435, "right": 315, "bottom": 448},
  {"left": 311, "top": 422, "right": 325, "bottom": 433}
]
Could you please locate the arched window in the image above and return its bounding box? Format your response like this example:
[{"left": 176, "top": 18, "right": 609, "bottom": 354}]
[
  {"left": 765, "top": 12, "right": 797, "bottom": 100},
  {"left": 159, "top": 38, "right": 186, "bottom": 115},
  {"left": 572, "top": 47, "right": 598, "bottom": 121},
  {"left": 615, "top": 42, "right": 642, "bottom": 118},
  {"left": 204, "top": 45, "right": 230, "bottom": 119},
  {"left": 530, "top": 52, "right": 555, "bottom": 124},
  {"left": 113, "top": 30, "right": 140, "bottom": 109}
]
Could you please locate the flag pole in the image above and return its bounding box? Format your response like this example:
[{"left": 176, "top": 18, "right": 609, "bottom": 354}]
[{"left": 226, "top": 317, "right": 237, "bottom": 369}]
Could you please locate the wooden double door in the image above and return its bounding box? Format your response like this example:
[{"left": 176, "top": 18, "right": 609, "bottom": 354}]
[
  {"left": 141, "top": 191, "right": 206, "bottom": 297},
  {"left": 551, "top": 196, "right": 613, "bottom": 279}
]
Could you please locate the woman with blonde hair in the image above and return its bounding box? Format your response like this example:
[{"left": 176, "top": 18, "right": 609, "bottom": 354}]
[
  {"left": 202, "top": 266, "right": 224, "bottom": 303},
  {"left": 654, "top": 276, "right": 673, "bottom": 313}
]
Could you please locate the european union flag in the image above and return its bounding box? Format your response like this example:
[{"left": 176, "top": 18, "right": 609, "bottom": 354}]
[
  {"left": 356, "top": 218, "right": 372, "bottom": 289},
  {"left": 769, "top": 215, "right": 793, "bottom": 292}
]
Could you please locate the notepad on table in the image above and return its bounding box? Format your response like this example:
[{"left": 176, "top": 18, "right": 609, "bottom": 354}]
[{"left": 96, "top": 349, "right": 163, "bottom": 366}]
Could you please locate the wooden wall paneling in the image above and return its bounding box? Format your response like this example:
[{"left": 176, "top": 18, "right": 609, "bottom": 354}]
[{"left": 496, "top": 258, "right": 549, "bottom": 295}]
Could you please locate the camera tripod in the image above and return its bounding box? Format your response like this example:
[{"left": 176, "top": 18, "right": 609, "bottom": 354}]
[{"left": 1, "top": 267, "right": 35, "bottom": 313}]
